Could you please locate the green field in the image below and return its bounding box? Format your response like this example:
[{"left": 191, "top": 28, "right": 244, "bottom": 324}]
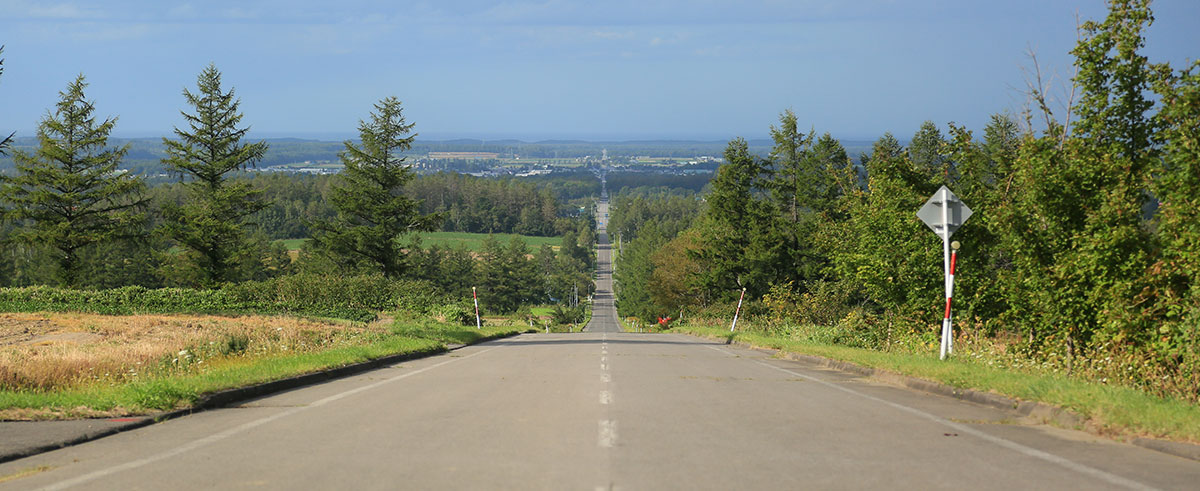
[
  {"left": 416, "top": 232, "right": 560, "bottom": 251},
  {"left": 277, "top": 238, "right": 309, "bottom": 251},
  {"left": 276, "top": 232, "right": 560, "bottom": 252}
]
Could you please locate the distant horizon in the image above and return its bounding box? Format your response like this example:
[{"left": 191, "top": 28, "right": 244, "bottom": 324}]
[{"left": 6, "top": 130, "right": 884, "bottom": 145}]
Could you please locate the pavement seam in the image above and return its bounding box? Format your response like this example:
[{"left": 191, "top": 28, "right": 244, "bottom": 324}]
[
  {"left": 702, "top": 335, "right": 1200, "bottom": 463},
  {"left": 0, "top": 331, "right": 524, "bottom": 465}
]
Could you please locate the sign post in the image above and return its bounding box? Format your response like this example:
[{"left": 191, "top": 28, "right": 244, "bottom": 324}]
[
  {"left": 472, "top": 286, "right": 481, "bottom": 330},
  {"left": 916, "top": 186, "right": 972, "bottom": 360}
]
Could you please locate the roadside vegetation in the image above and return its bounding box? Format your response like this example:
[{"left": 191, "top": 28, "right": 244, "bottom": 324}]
[{"left": 614, "top": 0, "right": 1200, "bottom": 442}]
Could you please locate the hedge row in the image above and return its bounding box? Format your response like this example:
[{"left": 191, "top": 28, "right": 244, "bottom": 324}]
[{"left": 0, "top": 274, "right": 445, "bottom": 322}]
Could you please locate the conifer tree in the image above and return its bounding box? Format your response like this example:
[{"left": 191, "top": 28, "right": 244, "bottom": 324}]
[
  {"left": 159, "top": 64, "right": 269, "bottom": 287},
  {"left": 309, "top": 97, "right": 439, "bottom": 278},
  {"left": 693, "top": 138, "right": 774, "bottom": 299},
  {"left": 0, "top": 75, "right": 147, "bottom": 287},
  {"left": 908, "top": 120, "right": 950, "bottom": 178},
  {"left": 768, "top": 109, "right": 813, "bottom": 225}
]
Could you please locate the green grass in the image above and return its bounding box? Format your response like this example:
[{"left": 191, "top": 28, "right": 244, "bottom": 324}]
[
  {"left": 672, "top": 324, "right": 1200, "bottom": 443},
  {"left": 277, "top": 238, "right": 308, "bottom": 251},
  {"left": 415, "top": 232, "right": 561, "bottom": 252},
  {"left": 0, "top": 321, "right": 529, "bottom": 419},
  {"left": 275, "top": 232, "right": 560, "bottom": 252}
]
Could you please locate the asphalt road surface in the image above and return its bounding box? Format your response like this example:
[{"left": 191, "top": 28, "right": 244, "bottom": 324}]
[
  {"left": 585, "top": 197, "right": 620, "bottom": 334},
  {"left": 4, "top": 333, "right": 1199, "bottom": 489},
  {"left": 2, "top": 197, "right": 1198, "bottom": 489}
]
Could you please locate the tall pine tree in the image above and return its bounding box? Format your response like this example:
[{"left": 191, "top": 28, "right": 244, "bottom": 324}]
[
  {"left": 309, "top": 97, "right": 439, "bottom": 278},
  {"left": 159, "top": 64, "right": 270, "bottom": 287},
  {"left": 0, "top": 75, "right": 147, "bottom": 287}
]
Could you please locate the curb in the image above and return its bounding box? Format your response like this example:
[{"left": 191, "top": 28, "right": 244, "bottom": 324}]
[
  {"left": 0, "top": 330, "right": 524, "bottom": 465},
  {"left": 711, "top": 335, "right": 1200, "bottom": 463}
]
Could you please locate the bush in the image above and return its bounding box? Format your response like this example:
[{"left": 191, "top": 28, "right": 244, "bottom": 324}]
[
  {"left": 0, "top": 275, "right": 411, "bottom": 322},
  {"left": 430, "top": 303, "right": 476, "bottom": 326},
  {"left": 551, "top": 304, "right": 586, "bottom": 325}
]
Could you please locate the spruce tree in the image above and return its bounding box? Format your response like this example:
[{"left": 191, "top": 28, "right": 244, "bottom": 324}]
[
  {"left": 0, "top": 75, "right": 147, "bottom": 287},
  {"left": 768, "top": 109, "right": 813, "bottom": 224},
  {"left": 159, "top": 64, "right": 269, "bottom": 286},
  {"left": 693, "top": 138, "right": 774, "bottom": 299},
  {"left": 908, "top": 120, "right": 950, "bottom": 178},
  {"left": 309, "top": 97, "right": 439, "bottom": 278}
]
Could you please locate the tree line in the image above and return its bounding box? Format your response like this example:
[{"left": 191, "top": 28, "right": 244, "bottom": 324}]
[
  {"left": 142, "top": 171, "right": 583, "bottom": 242},
  {"left": 614, "top": 0, "right": 1200, "bottom": 401}
]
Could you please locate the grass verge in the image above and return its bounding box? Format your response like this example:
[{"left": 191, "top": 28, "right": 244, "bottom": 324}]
[
  {"left": 674, "top": 324, "right": 1200, "bottom": 444},
  {"left": 0, "top": 319, "right": 528, "bottom": 420}
]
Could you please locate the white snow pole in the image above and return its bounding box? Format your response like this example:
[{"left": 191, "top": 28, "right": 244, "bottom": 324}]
[
  {"left": 730, "top": 287, "right": 747, "bottom": 332},
  {"left": 940, "top": 189, "right": 952, "bottom": 360},
  {"left": 473, "top": 287, "right": 481, "bottom": 330}
]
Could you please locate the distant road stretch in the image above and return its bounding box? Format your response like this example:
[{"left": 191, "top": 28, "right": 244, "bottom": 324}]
[{"left": 585, "top": 197, "right": 620, "bottom": 333}]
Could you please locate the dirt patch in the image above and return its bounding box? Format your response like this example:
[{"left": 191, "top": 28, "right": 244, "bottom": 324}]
[
  {"left": 21, "top": 331, "right": 104, "bottom": 346},
  {"left": 0, "top": 314, "right": 56, "bottom": 346}
]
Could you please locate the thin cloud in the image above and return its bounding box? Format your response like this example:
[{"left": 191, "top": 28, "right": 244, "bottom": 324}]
[{"left": 5, "top": 1, "right": 103, "bottom": 19}]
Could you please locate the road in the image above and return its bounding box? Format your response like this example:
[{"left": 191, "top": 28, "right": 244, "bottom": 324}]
[
  {"left": 585, "top": 197, "right": 620, "bottom": 334},
  {"left": 2, "top": 197, "right": 1198, "bottom": 489}
]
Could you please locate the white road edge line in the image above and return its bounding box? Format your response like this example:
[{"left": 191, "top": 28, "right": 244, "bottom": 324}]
[
  {"left": 38, "top": 345, "right": 504, "bottom": 491},
  {"left": 599, "top": 420, "right": 617, "bottom": 448},
  {"left": 747, "top": 356, "right": 1157, "bottom": 491}
]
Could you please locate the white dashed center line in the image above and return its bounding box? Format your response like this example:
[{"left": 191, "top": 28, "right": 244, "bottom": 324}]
[{"left": 598, "top": 420, "right": 617, "bottom": 448}]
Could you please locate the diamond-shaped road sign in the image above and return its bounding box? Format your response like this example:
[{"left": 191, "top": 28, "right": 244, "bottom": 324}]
[{"left": 917, "top": 186, "right": 972, "bottom": 238}]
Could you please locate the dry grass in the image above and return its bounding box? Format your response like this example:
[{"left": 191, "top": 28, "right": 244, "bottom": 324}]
[{"left": 0, "top": 312, "right": 384, "bottom": 391}]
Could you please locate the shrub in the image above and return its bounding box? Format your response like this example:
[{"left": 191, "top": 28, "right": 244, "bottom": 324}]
[{"left": 430, "top": 303, "right": 475, "bottom": 326}]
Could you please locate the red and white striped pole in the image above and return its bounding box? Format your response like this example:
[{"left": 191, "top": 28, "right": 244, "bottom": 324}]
[
  {"left": 940, "top": 242, "right": 961, "bottom": 359},
  {"left": 473, "top": 287, "right": 481, "bottom": 330},
  {"left": 730, "top": 287, "right": 747, "bottom": 332}
]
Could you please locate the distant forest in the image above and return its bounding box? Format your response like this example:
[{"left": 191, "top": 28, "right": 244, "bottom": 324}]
[{"left": 0, "top": 137, "right": 872, "bottom": 175}]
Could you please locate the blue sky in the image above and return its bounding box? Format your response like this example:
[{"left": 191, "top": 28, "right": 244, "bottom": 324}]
[{"left": 1, "top": 0, "right": 1198, "bottom": 141}]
